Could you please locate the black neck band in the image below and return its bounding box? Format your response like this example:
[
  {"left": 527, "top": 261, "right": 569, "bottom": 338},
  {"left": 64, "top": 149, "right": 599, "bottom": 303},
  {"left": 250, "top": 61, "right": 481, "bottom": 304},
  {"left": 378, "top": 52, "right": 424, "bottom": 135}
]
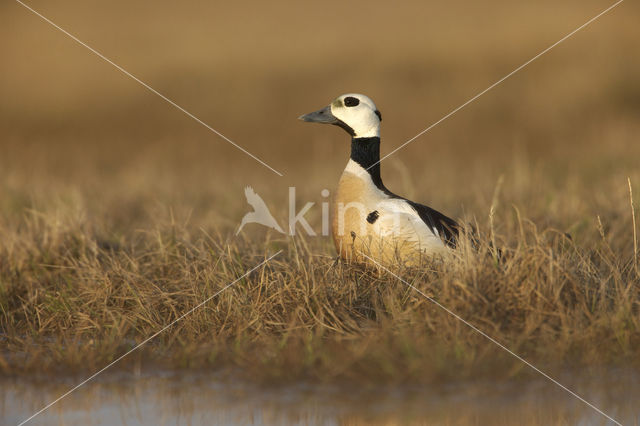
[{"left": 350, "top": 137, "right": 385, "bottom": 190}]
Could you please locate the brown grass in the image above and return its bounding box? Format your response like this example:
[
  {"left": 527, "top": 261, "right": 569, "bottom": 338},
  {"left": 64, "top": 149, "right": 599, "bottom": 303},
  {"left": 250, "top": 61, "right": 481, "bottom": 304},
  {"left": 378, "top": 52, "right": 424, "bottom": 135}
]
[
  {"left": 0, "top": 0, "right": 639, "bottom": 384},
  {"left": 0, "top": 200, "right": 638, "bottom": 383}
]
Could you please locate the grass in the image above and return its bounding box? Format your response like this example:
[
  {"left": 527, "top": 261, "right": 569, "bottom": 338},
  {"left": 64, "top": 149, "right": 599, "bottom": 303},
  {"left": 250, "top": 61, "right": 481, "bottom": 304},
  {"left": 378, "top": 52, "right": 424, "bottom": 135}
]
[
  {"left": 1, "top": 0, "right": 639, "bottom": 385},
  {"left": 0, "top": 196, "right": 638, "bottom": 383}
]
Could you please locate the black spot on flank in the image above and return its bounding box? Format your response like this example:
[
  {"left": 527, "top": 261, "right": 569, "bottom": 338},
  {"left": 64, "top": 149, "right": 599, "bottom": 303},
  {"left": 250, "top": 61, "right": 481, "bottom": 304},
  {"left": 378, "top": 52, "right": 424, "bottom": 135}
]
[
  {"left": 374, "top": 110, "right": 382, "bottom": 121},
  {"left": 366, "top": 210, "right": 379, "bottom": 224},
  {"left": 344, "top": 96, "right": 360, "bottom": 107}
]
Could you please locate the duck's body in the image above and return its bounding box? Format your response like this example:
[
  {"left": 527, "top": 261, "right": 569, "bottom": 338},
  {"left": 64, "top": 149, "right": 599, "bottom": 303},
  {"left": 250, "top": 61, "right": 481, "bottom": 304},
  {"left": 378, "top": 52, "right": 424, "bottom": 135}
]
[
  {"left": 332, "top": 137, "right": 457, "bottom": 264},
  {"left": 300, "top": 94, "right": 458, "bottom": 265}
]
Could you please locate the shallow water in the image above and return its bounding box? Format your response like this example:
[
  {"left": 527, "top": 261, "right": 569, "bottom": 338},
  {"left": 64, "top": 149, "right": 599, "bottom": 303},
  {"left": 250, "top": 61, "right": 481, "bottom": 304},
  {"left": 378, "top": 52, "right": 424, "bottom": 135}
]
[{"left": 2, "top": 370, "right": 638, "bottom": 425}]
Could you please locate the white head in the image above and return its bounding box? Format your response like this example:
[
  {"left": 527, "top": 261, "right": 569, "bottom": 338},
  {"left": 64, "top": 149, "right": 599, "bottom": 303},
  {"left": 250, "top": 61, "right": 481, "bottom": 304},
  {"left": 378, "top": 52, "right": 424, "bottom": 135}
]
[{"left": 298, "top": 93, "right": 382, "bottom": 138}]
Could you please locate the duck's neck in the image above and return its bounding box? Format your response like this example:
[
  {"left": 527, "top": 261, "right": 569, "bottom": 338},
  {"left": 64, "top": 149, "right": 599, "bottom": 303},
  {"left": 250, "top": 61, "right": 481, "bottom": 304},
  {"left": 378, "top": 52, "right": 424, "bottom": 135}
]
[{"left": 350, "top": 137, "right": 385, "bottom": 190}]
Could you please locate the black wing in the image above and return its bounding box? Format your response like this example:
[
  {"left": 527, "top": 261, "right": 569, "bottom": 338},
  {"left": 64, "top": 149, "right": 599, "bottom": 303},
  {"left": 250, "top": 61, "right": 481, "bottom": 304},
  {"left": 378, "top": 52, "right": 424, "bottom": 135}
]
[
  {"left": 406, "top": 200, "right": 459, "bottom": 248},
  {"left": 377, "top": 183, "right": 459, "bottom": 249}
]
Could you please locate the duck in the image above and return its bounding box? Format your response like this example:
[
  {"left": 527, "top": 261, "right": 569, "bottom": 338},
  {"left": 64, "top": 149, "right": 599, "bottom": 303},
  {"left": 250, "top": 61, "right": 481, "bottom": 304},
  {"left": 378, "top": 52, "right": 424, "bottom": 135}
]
[{"left": 299, "top": 93, "right": 459, "bottom": 265}]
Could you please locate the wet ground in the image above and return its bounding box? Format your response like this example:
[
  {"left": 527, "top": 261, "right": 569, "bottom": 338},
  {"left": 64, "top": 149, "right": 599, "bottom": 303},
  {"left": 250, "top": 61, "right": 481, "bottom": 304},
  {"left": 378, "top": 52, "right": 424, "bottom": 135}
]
[{"left": 3, "top": 369, "right": 638, "bottom": 425}]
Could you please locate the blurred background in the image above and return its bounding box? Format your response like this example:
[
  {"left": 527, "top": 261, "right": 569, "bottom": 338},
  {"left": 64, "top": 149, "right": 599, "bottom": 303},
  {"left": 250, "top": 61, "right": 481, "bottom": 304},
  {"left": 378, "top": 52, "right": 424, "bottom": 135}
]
[
  {"left": 1, "top": 0, "right": 639, "bottom": 238},
  {"left": 2, "top": 2, "right": 640, "bottom": 423}
]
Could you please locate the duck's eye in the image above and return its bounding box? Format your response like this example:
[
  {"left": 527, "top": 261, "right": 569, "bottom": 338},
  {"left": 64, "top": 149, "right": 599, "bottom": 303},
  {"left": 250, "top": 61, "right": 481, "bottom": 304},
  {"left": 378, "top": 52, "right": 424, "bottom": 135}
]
[{"left": 344, "top": 97, "right": 360, "bottom": 107}]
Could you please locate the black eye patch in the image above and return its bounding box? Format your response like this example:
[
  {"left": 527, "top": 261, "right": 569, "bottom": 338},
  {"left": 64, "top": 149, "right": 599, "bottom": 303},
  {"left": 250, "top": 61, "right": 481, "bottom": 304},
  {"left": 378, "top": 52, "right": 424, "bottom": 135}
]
[{"left": 344, "top": 96, "right": 360, "bottom": 107}]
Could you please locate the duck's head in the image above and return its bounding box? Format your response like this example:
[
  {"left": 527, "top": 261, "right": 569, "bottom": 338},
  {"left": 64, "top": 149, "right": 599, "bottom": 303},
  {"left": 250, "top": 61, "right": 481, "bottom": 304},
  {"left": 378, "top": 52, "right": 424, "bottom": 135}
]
[{"left": 298, "top": 93, "right": 381, "bottom": 138}]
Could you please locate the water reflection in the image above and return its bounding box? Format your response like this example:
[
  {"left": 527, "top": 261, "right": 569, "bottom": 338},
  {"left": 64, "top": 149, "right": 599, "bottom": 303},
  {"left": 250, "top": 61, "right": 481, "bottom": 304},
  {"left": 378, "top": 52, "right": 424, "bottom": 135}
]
[{"left": 2, "top": 370, "right": 638, "bottom": 425}]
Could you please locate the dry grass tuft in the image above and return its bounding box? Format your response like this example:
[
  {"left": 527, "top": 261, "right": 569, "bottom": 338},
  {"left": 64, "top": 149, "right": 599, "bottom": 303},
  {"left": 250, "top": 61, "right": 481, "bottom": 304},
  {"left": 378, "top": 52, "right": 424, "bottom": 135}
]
[
  {"left": 1, "top": 205, "right": 638, "bottom": 383},
  {"left": 1, "top": 0, "right": 639, "bottom": 384}
]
